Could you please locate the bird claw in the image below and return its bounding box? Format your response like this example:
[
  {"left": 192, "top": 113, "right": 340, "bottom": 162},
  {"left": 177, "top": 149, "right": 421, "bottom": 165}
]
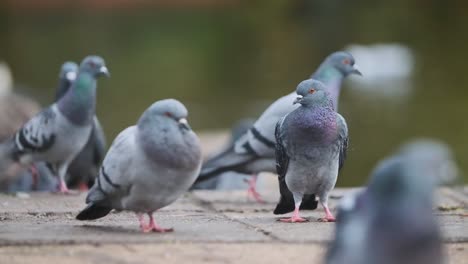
[
  {"left": 318, "top": 217, "right": 336, "bottom": 222},
  {"left": 278, "top": 217, "right": 308, "bottom": 223}
]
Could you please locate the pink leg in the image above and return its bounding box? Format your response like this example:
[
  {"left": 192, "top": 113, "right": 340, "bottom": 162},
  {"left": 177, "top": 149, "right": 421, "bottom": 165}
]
[
  {"left": 57, "top": 179, "right": 71, "bottom": 194},
  {"left": 147, "top": 213, "right": 174, "bottom": 233},
  {"left": 137, "top": 213, "right": 151, "bottom": 233},
  {"left": 318, "top": 204, "right": 336, "bottom": 222},
  {"left": 29, "top": 165, "right": 39, "bottom": 190},
  {"left": 279, "top": 206, "right": 308, "bottom": 223},
  {"left": 245, "top": 175, "right": 265, "bottom": 203}
]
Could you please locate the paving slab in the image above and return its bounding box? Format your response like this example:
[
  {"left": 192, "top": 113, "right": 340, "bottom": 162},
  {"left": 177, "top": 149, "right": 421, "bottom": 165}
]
[{"left": 0, "top": 187, "right": 466, "bottom": 263}]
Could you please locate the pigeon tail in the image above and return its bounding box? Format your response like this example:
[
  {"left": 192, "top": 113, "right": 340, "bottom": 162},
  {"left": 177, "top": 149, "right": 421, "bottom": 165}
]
[
  {"left": 76, "top": 202, "right": 112, "bottom": 220},
  {"left": 274, "top": 194, "right": 318, "bottom": 214},
  {"left": 274, "top": 181, "right": 318, "bottom": 214}
]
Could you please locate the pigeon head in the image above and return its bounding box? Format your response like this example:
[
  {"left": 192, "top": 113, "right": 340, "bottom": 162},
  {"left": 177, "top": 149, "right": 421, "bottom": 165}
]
[
  {"left": 79, "top": 56, "right": 110, "bottom": 78},
  {"left": 293, "top": 79, "right": 330, "bottom": 107},
  {"left": 55, "top": 61, "right": 78, "bottom": 100},
  {"left": 367, "top": 154, "right": 436, "bottom": 209},
  {"left": 59, "top": 62, "right": 78, "bottom": 82},
  {"left": 140, "top": 99, "right": 191, "bottom": 131},
  {"left": 323, "top": 51, "right": 362, "bottom": 77}
]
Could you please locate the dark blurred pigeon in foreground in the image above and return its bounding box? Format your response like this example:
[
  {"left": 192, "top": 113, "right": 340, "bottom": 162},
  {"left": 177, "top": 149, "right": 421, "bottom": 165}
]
[
  {"left": 193, "top": 52, "right": 360, "bottom": 203},
  {"left": 274, "top": 80, "right": 348, "bottom": 222},
  {"left": 0, "top": 56, "right": 109, "bottom": 193},
  {"left": 325, "top": 152, "right": 443, "bottom": 264},
  {"left": 53, "top": 61, "right": 106, "bottom": 190},
  {"left": 76, "top": 99, "right": 202, "bottom": 233}
]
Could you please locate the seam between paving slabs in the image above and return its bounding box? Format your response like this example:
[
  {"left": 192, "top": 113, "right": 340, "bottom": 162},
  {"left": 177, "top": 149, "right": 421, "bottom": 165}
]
[{"left": 189, "top": 192, "right": 282, "bottom": 242}]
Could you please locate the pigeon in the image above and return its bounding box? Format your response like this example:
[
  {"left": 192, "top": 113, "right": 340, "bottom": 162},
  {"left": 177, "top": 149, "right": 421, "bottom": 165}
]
[
  {"left": 193, "top": 51, "right": 360, "bottom": 204},
  {"left": 76, "top": 99, "right": 202, "bottom": 233},
  {"left": 325, "top": 151, "right": 443, "bottom": 264},
  {"left": 0, "top": 56, "right": 109, "bottom": 193},
  {"left": 274, "top": 79, "right": 348, "bottom": 222},
  {"left": 194, "top": 118, "right": 256, "bottom": 191},
  {"left": 53, "top": 61, "right": 107, "bottom": 190}
]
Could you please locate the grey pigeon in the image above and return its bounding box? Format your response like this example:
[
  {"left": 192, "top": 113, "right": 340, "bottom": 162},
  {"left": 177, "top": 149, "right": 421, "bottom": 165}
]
[
  {"left": 274, "top": 79, "right": 348, "bottom": 222},
  {"left": 325, "top": 151, "right": 443, "bottom": 264},
  {"left": 76, "top": 99, "right": 202, "bottom": 233},
  {"left": 0, "top": 56, "right": 109, "bottom": 193},
  {"left": 53, "top": 61, "right": 107, "bottom": 190},
  {"left": 0, "top": 62, "right": 76, "bottom": 191},
  {"left": 193, "top": 51, "right": 360, "bottom": 205}
]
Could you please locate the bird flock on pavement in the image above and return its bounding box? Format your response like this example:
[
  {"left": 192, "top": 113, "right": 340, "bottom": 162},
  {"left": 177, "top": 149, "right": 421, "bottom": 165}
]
[{"left": 0, "top": 52, "right": 455, "bottom": 263}]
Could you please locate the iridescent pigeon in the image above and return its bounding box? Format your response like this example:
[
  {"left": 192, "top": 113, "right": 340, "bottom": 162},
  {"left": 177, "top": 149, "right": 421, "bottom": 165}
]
[
  {"left": 274, "top": 79, "right": 348, "bottom": 222},
  {"left": 193, "top": 51, "right": 360, "bottom": 205},
  {"left": 0, "top": 56, "right": 109, "bottom": 193}
]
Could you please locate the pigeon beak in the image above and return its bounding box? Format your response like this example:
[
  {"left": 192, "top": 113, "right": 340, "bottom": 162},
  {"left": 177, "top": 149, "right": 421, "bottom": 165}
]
[
  {"left": 293, "top": 95, "right": 303, "bottom": 105},
  {"left": 65, "top": 71, "right": 77, "bottom": 82},
  {"left": 99, "top": 66, "right": 110, "bottom": 77},
  {"left": 351, "top": 64, "right": 362, "bottom": 76},
  {"left": 178, "top": 118, "right": 191, "bottom": 131}
]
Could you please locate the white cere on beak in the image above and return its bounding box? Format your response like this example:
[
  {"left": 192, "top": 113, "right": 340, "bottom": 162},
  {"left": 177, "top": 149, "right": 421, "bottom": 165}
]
[
  {"left": 66, "top": 71, "right": 77, "bottom": 81},
  {"left": 178, "top": 118, "right": 188, "bottom": 126},
  {"left": 100, "top": 66, "right": 110, "bottom": 76}
]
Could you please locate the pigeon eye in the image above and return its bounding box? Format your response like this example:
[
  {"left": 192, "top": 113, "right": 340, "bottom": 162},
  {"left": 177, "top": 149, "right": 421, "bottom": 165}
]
[
  {"left": 309, "top": 88, "right": 316, "bottom": 94},
  {"left": 165, "top": 112, "right": 173, "bottom": 118},
  {"left": 88, "top": 61, "right": 96, "bottom": 68},
  {"left": 342, "top": 59, "right": 350, "bottom": 65}
]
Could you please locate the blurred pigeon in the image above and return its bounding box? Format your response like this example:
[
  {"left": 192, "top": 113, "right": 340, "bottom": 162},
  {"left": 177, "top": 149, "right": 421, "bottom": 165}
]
[
  {"left": 76, "top": 99, "right": 202, "bottom": 233},
  {"left": 193, "top": 51, "right": 360, "bottom": 203},
  {"left": 0, "top": 56, "right": 109, "bottom": 193},
  {"left": 53, "top": 62, "right": 107, "bottom": 190},
  {"left": 326, "top": 151, "right": 443, "bottom": 264},
  {"left": 274, "top": 79, "right": 348, "bottom": 222},
  {"left": 397, "top": 138, "right": 459, "bottom": 185},
  {"left": 195, "top": 118, "right": 255, "bottom": 190}
]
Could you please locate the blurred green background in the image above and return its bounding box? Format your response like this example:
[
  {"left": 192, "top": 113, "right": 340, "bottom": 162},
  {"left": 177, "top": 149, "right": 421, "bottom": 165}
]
[{"left": 0, "top": 0, "right": 467, "bottom": 186}]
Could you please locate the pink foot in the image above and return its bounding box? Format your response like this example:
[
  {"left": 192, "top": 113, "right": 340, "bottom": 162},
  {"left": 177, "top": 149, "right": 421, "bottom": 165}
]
[
  {"left": 138, "top": 213, "right": 174, "bottom": 233},
  {"left": 55, "top": 180, "right": 76, "bottom": 195},
  {"left": 319, "top": 206, "right": 336, "bottom": 222},
  {"left": 278, "top": 207, "right": 308, "bottom": 223},
  {"left": 279, "top": 216, "right": 308, "bottom": 223},
  {"left": 148, "top": 215, "right": 173, "bottom": 233},
  {"left": 245, "top": 176, "right": 265, "bottom": 203},
  {"left": 318, "top": 216, "right": 336, "bottom": 222},
  {"left": 78, "top": 183, "right": 89, "bottom": 192}
]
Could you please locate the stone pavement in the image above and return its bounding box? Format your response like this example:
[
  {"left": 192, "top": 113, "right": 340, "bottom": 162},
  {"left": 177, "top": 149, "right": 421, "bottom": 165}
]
[{"left": 0, "top": 187, "right": 466, "bottom": 264}]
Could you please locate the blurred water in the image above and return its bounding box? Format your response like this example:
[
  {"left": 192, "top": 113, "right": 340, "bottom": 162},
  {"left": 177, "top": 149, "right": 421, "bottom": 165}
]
[{"left": 1, "top": 1, "right": 467, "bottom": 186}]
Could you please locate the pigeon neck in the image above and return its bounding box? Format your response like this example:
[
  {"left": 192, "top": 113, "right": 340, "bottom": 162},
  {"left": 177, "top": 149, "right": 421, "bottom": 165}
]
[
  {"left": 57, "top": 72, "right": 96, "bottom": 126},
  {"left": 313, "top": 67, "right": 344, "bottom": 110},
  {"left": 54, "top": 78, "right": 72, "bottom": 101}
]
